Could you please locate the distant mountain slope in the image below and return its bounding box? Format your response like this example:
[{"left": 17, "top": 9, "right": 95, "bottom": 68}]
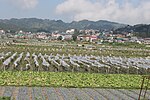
[
  {"left": 115, "top": 24, "right": 150, "bottom": 38},
  {"left": 69, "top": 20, "right": 126, "bottom": 30},
  {"left": 0, "top": 18, "right": 126, "bottom": 32}
]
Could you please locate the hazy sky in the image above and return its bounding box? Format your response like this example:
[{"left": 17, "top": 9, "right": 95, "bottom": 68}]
[{"left": 0, "top": 0, "right": 150, "bottom": 25}]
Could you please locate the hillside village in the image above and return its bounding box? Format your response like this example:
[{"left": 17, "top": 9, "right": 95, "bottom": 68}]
[{"left": 0, "top": 29, "right": 150, "bottom": 45}]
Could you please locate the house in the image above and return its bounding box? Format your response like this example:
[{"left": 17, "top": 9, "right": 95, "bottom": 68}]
[
  {"left": 77, "top": 35, "right": 98, "bottom": 42},
  {"left": 84, "top": 29, "right": 99, "bottom": 34},
  {"left": 143, "top": 38, "right": 150, "bottom": 44},
  {"left": 51, "top": 33, "right": 61, "bottom": 40},
  {"left": 66, "top": 29, "right": 75, "bottom": 34},
  {"left": 36, "top": 32, "right": 48, "bottom": 39},
  {"left": 0, "top": 30, "right": 5, "bottom": 34},
  {"left": 130, "top": 37, "right": 138, "bottom": 42},
  {"left": 61, "top": 33, "right": 73, "bottom": 40},
  {"left": 36, "top": 34, "right": 47, "bottom": 39}
]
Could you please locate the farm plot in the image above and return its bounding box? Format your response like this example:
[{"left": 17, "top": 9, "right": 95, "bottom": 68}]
[
  {"left": 0, "top": 51, "right": 150, "bottom": 74},
  {"left": 1, "top": 43, "right": 150, "bottom": 58}
]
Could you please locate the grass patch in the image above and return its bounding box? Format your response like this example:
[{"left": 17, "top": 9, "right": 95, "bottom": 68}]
[
  {"left": 0, "top": 97, "right": 11, "bottom": 100},
  {"left": 0, "top": 71, "right": 149, "bottom": 89}
]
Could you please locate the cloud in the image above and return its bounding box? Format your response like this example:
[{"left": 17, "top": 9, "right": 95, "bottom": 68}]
[
  {"left": 11, "top": 0, "right": 38, "bottom": 10},
  {"left": 56, "top": 0, "right": 150, "bottom": 25}
]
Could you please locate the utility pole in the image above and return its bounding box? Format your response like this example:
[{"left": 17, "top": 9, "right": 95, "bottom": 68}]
[{"left": 138, "top": 76, "right": 150, "bottom": 100}]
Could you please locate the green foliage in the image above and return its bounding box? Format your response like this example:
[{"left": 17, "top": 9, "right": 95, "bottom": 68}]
[
  {"left": 57, "top": 36, "right": 63, "bottom": 40},
  {"left": 106, "top": 42, "right": 146, "bottom": 48},
  {"left": 116, "top": 24, "right": 150, "bottom": 38},
  {"left": 0, "top": 97, "right": 11, "bottom": 100},
  {"left": 72, "top": 30, "right": 80, "bottom": 41},
  {"left": 0, "top": 71, "right": 147, "bottom": 89}
]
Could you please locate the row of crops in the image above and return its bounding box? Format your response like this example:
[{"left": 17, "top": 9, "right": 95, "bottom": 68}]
[
  {"left": 0, "top": 51, "right": 150, "bottom": 74},
  {"left": 0, "top": 45, "right": 150, "bottom": 58}
]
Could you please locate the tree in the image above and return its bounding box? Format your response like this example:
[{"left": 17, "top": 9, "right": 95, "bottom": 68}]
[
  {"left": 57, "top": 36, "right": 63, "bottom": 40},
  {"left": 72, "top": 34, "right": 77, "bottom": 41},
  {"left": 72, "top": 29, "right": 80, "bottom": 41}
]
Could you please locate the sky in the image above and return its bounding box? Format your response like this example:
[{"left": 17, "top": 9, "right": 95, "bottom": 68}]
[{"left": 0, "top": 0, "right": 150, "bottom": 25}]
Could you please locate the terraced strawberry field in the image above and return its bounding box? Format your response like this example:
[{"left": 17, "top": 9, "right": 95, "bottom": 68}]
[
  {"left": 0, "top": 51, "right": 150, "bottom": 74},
  {"left": 0, "top": 44, "right": 149, "bottom": 99},
  {"left": 0, "top": 71, "right": 149, "bottom": 89}
]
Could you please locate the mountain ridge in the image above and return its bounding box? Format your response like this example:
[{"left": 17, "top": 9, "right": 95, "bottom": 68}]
[{"left": 0, "top": 18, "right": 127, "bottom": 32}]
